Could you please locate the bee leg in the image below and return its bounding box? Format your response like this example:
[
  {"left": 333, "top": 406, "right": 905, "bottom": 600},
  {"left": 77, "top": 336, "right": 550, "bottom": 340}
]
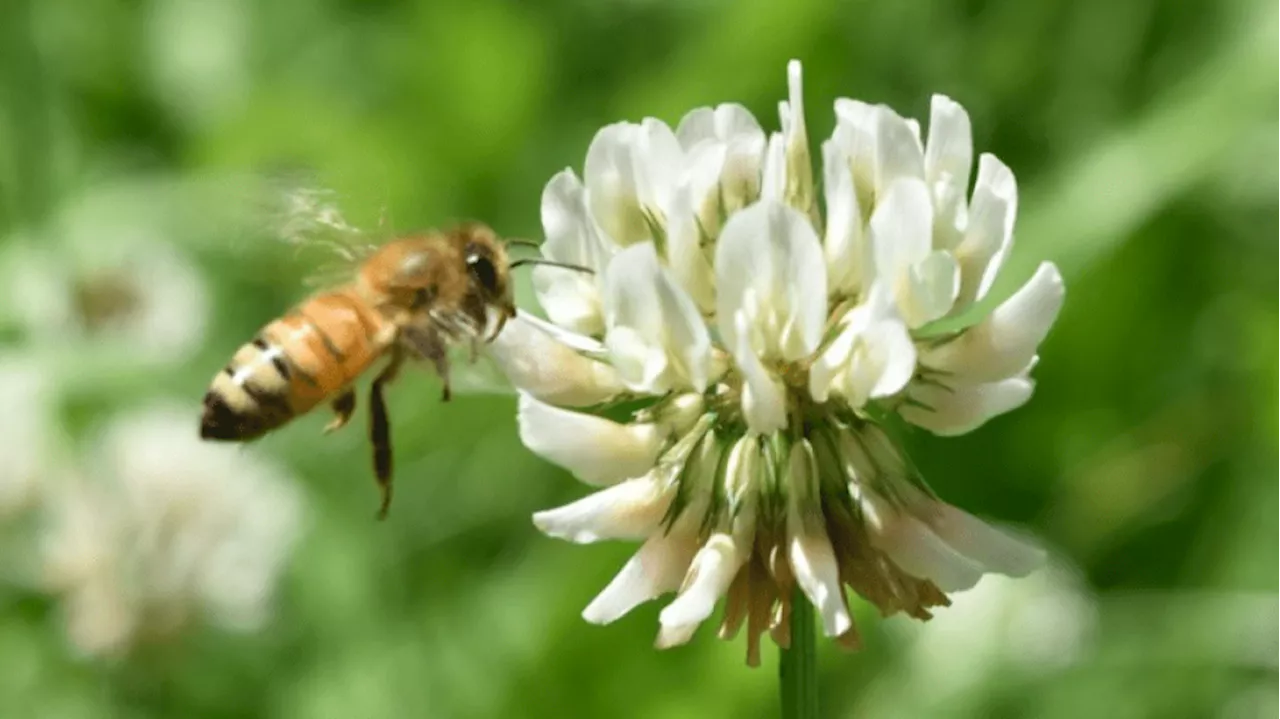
[
  {"left": 323, "top": 390, "right": 356, "bottom": 434},
  {"left": 398, "top": 325, "right": 451, "bottom": 402},
  {"left": 369, "top": 351, "right": 404, "bottom": 520},
  {"left": 420, "top": 331, "right": 452, "bottom": 402},
  {"left": 434, "top": 351, "right": 452, "bottom": 403}
]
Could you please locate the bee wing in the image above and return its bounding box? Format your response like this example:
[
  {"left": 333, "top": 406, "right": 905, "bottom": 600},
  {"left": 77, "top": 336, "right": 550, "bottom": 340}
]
[
  {"left": 262, "top": 180, "right": 384, "bottom": 286},
  {"left": 211, "top": 171, "right": 387, "bottom": 287}
]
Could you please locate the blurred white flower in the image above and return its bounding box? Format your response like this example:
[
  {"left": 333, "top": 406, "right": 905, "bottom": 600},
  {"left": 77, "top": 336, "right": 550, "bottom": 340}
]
[
  {"left": 855, "top": 559, "right": 1096, "bottom": 717},
  {"left": 41, "top": 404, "right": 304, "bottom": 658},
  {"left": 1, "top": 198, "right": 210, "bottom": 366},
  {"left": 488, "top": 60, "right": 1064, "bottom": 664},
  {"left": 0, "top": 356, "right": 57, "bottom": 520}
]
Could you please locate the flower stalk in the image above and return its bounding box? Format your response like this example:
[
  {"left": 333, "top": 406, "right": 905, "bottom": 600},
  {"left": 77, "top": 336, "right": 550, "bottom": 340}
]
[{"left": 779, "top": 585, "right": 819, "bottom": 719}]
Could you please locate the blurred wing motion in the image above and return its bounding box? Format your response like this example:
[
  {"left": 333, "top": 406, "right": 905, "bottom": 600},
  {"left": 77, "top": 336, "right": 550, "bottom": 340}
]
[
  {"left": 259, "top": 181, "right": 384, "bottom": 288},
  {"left": 210, "top": 171, "right": 387, "bottom": 288}
]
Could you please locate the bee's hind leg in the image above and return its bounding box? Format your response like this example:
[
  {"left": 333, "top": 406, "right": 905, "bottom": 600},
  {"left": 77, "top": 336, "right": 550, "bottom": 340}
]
[
  {"left": 369, "top": 350, "right": 404, "bottom": 520},
  {"left": 323, "top": 390, "right": 356, "bottom": 434}
]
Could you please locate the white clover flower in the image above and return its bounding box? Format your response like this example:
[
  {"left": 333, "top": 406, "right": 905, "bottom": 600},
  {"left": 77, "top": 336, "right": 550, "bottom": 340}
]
[
  {"left": 41, "top": 404, "right": 304, "bottom": 658},
  {"left": 0, "top": 191, "right": 210, "bottom": 367},
  {"left": 0, "top": 356, "right": 57, "bottom": 520},
  {"left": 488, "top": 60, "right": 1065, "bottom": 665}
]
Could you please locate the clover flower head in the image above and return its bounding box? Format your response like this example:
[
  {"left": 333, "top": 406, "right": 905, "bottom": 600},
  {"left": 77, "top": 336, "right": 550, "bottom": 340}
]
[
  {"left": 41, "top": 404, "right": 304, "bottom": 658},
  {"left": 1, "top": 191, "right": 210, "bottom": 367},
  {"left": 489, "top": 60, "right": 1064, "bottom": 665}
]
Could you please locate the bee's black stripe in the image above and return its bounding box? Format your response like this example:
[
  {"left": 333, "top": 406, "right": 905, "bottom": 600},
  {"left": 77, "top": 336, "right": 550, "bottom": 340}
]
[
  {"left": 252, "top": 336, "right": 270, "bottom": 351},
  {"left": 269, "top": 347, "right": 323, "bottom": 389},
  {"left": 297, "top": 311, "right": 346, "bottom": 362},
  {"left": 269, "top": 353, "right": 291, "bottom": 380},
  {"left": 242, "top": 381, "right": 293, "bottom": 420},
  {"left": 222, "top": 364, "right": 236, "bottom": 377}
]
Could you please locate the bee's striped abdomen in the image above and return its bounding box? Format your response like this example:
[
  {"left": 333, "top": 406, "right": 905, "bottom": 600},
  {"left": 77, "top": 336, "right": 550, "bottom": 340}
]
[{"left": 200, "top": 289, "right": 389, "bottom": 441}]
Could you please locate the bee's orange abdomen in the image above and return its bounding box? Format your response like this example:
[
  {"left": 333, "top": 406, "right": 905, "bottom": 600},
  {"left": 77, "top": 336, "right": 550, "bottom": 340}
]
[
  {"left": 272, "top": 290, "right": 388, "bottom": 411},
  {"left": 200, "top": 287, "right": 391, "bottom": 441}
]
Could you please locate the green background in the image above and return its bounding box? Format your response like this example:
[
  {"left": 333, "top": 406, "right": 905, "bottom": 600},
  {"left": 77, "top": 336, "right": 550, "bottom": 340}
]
[{"left": 1, "top": 0, "right": 1276, "bottom": 716}]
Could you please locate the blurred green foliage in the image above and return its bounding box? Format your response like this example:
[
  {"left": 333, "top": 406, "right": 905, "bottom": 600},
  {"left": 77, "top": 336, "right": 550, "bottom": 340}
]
[{"left": 0, "top": 0, "right": 1276, "bottom": 717}]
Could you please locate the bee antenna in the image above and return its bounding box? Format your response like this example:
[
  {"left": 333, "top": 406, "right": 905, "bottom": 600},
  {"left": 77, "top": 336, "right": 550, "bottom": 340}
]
[
  {"left": 509, "top": 258, "right": 594, "bottom": 275},
  {"left": 506, "top": 238, "right": 543, "bottom": 250}
]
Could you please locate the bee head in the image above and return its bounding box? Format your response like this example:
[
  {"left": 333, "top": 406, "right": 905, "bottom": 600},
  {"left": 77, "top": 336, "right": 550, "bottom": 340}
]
[{"left": 453, "top": 223, "right": 516, "bottom": 323}]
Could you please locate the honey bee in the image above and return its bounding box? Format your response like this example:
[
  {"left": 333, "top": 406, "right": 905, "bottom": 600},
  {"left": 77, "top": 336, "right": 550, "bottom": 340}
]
[{"left": 200, "top": 188, "right": 586, "bottom": 519}]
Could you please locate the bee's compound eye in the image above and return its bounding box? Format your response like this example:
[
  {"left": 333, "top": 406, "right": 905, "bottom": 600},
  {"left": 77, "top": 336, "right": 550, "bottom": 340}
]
[{"left": 466, "top": 253, "right": 498, "bottom": 294}]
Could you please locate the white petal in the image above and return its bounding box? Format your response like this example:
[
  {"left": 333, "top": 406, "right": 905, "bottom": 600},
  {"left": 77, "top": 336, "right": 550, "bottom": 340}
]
[
  {"left": 541, "top": 169, "right": 614, "bottom": 271},
  {"left": 901, "top": 375, "right": 1035, "bottom": 436},
  {"left": 715, "top": 200, "right": 827, "bottom": 362},
  {"left": 922, "top": 262, "right": 1065, "bottom": 383},
  {"left": 582, "top": 520, "right": 699, "bottom": 624},
  {"left": 869, "top": 177, "right": 933, "bottom": 283},
  {"left": 924, "top": 95, "right": 973, "bottom": 251},
  {"left": 603, "top": 243, "right": 711, "bottom": 393},
  {"left": 955, "top": 153, "right": 1018, "bottom": 307},
  {"left": 918, "top": 502, "right": 1045, "bottom": 578},
  {"left": 656, "top": 533, "right": 743, "bottom": 648},
  {"left": 583, "top": 123, "right": 648, "bottom": 246},
  {"left": 821, "top": 140, "right": 865, "bottom": 295},
  {"left": 532, "top": 473, "right": 674, "bottom": 545},
  {"left": 657, "top": 393, "right": 707, "bottom": 438},
  {"left": 535, "top": 171, "right": 612, "bottom": 334},
  {"left": 780, "top": 59, "right": 815, "bottom": 215},
  {"left": 665, "top": 165, "right": 718, "bottom": 312},
  {"left": 681, "top": 140, "right": 727, "bottom": 226},
  {"left": 832, "top": 99, "right": 879, "bottom": 208},
  {"left": 675, "top": 107, "right": 719, "bottom": 149},
  {"left": 810, "top": 288, "right": 916, "bottom": 408},
  {"left": 787, "top": 442, "right": 853, "bottom": 637},
  {"left": 633, "top": 118, "right": 685, "bottom": 212},
  {"left": 901, "top": 250, "right": 960, "bottom": 328},
  {"left": 603, "top": 326, "right": 668, "bottom": 393},
  {"left": 532, "top": 266, "right": 603, "bottom": 336},
  {"left": 671, "top": 105, "right": 766, "bottom": 234},
  {"left": 583, "top": 120, "right": 683, "bottom": 246},
  {"left": 518, "top": 394, "right": 662, "bottom": 486},
  {"left": 721, "top": 437, "right": 763, "bottom": 513},
  {"left": 760, "top": 132, "right": 786, "bottom": 202},
  {"left": 734, "top": 314, "right": 788, "bottom": 435},
  {"left": 874, "top": 107, "right": 926, "bottom": 199},
  {"left": 860, "top": 490, "right": 985, "bottom": 591},
  {"left": 807, "top": 319, "right": 855, "bottom": 403},
  {"left": 487, "top": 313, "right": 622, "bottom": 406},
  {"left": 924, "top": 95, "right": 973, "bottom": 192},
  {"left": 513, "top": 311, "right": 610, "bottom": 354},
  {"left": 675, "top": 103, "right": 762, "bottom": 149},
  {"left": 861, "top": 316, "right": 918, "bottom": 399},
  {"left": 721, "top": 136, "right": 766, "bottom": 213}
]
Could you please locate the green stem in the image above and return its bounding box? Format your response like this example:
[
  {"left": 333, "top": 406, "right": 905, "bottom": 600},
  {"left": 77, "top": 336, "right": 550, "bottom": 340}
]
[{"left": 779, "top": 586, "right": 819, "bottom": 719}]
